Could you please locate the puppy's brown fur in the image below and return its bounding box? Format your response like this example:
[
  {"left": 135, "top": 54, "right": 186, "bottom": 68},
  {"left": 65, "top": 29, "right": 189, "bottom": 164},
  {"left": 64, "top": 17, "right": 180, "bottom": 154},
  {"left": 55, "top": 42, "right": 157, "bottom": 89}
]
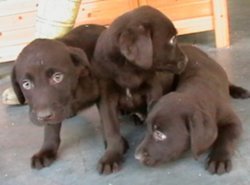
[
  {"left": 11, "top": 25, "right": 106, "bottom": 169},
  {"left": 135, "top": 45, "right": 247, "bottom": 175},
  {"left": 11, "top": 23, "right": 174, "bottom": 173},
  {"left": 92, "top": 6, "right": 187, "bottom": 174}
]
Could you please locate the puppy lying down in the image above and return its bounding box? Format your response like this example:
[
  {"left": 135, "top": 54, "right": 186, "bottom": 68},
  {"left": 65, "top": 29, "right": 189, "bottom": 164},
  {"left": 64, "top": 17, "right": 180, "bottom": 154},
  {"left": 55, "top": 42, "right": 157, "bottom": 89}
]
[{"left": 135, "top": 44, "right": 249, "bottom": 174}]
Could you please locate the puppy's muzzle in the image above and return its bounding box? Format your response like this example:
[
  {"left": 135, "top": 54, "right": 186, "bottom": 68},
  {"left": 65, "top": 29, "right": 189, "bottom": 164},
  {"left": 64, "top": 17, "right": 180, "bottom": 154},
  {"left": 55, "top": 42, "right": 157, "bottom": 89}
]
[{"left": 37, "top": 109, "right": 54, "bottom": 122}]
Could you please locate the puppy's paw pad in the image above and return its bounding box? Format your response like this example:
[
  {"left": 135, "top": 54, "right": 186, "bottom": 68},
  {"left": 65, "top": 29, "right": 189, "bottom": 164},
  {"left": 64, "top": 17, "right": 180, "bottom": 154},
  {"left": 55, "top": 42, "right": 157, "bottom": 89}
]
[
  {"left": 31, "top": 150, "right": 57, "bottom": 169},
  {"left": 207, "top": 159, "right": 232, "bottom": 175}
]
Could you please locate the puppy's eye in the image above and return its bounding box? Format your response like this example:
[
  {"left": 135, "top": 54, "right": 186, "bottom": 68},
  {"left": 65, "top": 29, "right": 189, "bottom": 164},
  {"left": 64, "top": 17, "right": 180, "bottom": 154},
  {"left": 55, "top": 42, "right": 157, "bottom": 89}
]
[
  {"left": 51, "top": 72, "right": 64, "bottom": 84},
  {"left": 22, "top": 80, "right": 34, "bottom": 90},
  {"left": 169, "top": 36, "right": 177, "bottom": 45},
  {"left": 153, "top": 130, "right": 167, "bottom": 141}
]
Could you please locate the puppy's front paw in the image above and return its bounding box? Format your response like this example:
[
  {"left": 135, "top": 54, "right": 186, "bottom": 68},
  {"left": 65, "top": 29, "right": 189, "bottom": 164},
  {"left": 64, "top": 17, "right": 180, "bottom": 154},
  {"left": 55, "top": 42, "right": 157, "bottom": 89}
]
[
  {"left": 98, "top": 137, "right": 129, "bottom": 175},
  {"left": 31, "top": 150, "right": 57, "bottom": 169},
  {"left": 207, "top": 153, "right": 232, "bottom": 175},
  {"left": 97, "top": 151, "right": 123, "bottom": 175}
]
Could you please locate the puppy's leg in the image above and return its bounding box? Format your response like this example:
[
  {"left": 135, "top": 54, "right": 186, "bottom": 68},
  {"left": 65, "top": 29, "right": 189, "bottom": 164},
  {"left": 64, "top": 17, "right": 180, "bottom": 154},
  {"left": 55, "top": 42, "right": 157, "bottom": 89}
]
[
  {"left": 207, "top": 112, "right": 242, "bottom": 175},
  {"left": 31, "top": 123, "right": 61, "bottom": 169},
  {"left": 97, "top": 89, "right": 129, "bottom": 175},
  {"left": 146, "top": 79, "right": 164, "bottom": 112}
]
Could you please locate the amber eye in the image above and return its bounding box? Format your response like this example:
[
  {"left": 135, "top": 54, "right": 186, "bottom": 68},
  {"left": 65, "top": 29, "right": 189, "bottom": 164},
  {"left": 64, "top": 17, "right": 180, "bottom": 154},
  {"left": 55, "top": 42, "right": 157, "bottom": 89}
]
[
  {"left": 51, "top": 72, "right": 64, "bottom": 84},
  {"left": 22, "top": 79, "right": 34, "bottom": 90}
]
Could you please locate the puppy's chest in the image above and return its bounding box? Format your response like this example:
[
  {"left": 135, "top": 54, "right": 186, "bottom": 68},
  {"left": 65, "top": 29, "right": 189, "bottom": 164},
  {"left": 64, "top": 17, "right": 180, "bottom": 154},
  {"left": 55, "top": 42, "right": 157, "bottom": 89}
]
[
  {"left": 118, "top": 87, "right": 147, "bottom": 111},
  {"left": 71, "top": 85, "right": 99, "bottom": 113}
]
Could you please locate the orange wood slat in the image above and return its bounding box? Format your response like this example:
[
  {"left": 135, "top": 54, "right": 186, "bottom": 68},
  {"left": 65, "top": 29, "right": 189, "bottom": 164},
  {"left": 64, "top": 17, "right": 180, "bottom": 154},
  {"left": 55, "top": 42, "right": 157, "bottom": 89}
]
[
  {"left": 140, "top": 0, "right": 210, "bottom": 6},
  {"left": 75, "top": 0, "right": 138, "bottom": 25},
  {"left": 140, "top": 0, "right": 212, "bottom": 21}
]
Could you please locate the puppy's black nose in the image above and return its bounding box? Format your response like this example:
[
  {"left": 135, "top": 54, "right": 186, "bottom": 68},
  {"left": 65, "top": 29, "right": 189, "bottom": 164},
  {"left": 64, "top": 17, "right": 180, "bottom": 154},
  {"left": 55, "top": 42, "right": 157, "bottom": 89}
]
[{"left": 37, "top": 109, "right": 53, "bottom": 121}]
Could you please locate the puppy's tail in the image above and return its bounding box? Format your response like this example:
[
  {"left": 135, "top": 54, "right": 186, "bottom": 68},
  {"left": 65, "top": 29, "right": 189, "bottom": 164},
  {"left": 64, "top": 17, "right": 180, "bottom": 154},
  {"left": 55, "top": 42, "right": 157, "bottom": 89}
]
[{"left": 229, "top": 84, "right": 250, "bottom": 99}]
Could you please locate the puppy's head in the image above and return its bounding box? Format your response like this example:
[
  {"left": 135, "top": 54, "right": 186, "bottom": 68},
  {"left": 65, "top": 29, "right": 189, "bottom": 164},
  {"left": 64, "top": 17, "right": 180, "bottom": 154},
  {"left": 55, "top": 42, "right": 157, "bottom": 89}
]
[
  {"left": 11, "top": 39, "right": 90, "bottom": 125},
  {"left": 135, "top": 93, "right": 217, "bottom": 166},
  {"left": 117, "top": 6, "right": 188, "bottom": 74}
]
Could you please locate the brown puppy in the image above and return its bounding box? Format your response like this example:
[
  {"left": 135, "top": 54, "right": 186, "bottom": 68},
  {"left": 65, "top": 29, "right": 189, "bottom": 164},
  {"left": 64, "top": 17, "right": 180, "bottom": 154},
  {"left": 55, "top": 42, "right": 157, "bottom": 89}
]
[
  {"left": 92, "top": 6, "right": 187, "bottom": 174},
  {"left": 135, "top": 45, "right": 249, "bottom": 175},
  {"left": 93, "top": 5, "right": 188, "bottom": 88},
  {"left": 11, "top": 24, "right": 106, "bottom": 169}
]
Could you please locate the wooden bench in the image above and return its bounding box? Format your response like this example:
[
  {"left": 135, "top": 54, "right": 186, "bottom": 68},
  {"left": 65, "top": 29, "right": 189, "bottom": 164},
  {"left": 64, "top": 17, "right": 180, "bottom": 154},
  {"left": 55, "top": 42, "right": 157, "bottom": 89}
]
[{"left": 0, "top": 0, "right": 230, "bottom": 63}]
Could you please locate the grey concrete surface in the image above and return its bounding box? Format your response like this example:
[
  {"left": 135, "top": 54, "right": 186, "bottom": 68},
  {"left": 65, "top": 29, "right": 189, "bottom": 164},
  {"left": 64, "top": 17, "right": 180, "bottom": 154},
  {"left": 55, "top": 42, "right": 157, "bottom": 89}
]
[{"left": 0, "top": 0, "right": 250, "bottom": 184}]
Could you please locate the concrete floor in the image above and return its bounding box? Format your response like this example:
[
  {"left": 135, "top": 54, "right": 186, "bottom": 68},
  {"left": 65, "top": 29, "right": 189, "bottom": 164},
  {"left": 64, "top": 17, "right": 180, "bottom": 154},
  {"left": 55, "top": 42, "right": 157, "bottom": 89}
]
[{"left": 1, "top": 0, "right": 250, "bottom": 185}]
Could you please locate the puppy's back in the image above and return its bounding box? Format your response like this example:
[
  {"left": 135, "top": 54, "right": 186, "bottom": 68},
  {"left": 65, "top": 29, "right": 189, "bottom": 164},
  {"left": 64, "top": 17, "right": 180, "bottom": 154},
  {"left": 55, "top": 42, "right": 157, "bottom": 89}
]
[
  {"left": 58, "top": 24, "right": 106, "bottom": 60},
  {"left": 178, "top": 44, "right": 230, "bottom": 97}
]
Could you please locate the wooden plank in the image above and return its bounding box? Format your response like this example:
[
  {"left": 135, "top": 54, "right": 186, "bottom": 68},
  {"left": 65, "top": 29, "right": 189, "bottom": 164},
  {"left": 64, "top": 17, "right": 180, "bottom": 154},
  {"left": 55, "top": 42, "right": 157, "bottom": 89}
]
[
  {"left": 140, "top": 0, "right": 210, "bottom": 6},
  {"left": 82, "top": 0, "right": 138, "bottom": 5},
  {"left": 0, "top": 27, "right": 35, "bottom": 47},
  {"left": 75, "top": 0, "right": 138, "bottom": 25},
  {"left": 139, "top": 0, "right": 212, "bottom": 21},
  {"left": 212, "top": 0, "right": 230, "bottom": 48},
  {"left": 0, "top": 11, "right": 36, "bottom": 32},
  {"left": 0, "top": 43, "right": 28, "bottom": 63},
  {"left": 0, "top": 0, "right": 38, "bottom": 16},
  {"left": 174, "top": 16, "right": 213, "bottom": 35},
  {"left": 138, "top": 0, "right": 147, "bottom": 5},
  {"left": 0, "top": 0, "right": 230, "bottom": 62},
  {"left": 82, "top": 0, "right": 110, "bottom": 3}
]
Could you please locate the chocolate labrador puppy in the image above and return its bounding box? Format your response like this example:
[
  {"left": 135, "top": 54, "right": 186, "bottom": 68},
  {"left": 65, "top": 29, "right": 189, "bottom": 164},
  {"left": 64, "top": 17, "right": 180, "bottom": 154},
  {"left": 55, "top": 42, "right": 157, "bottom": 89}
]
[
  {"left": 92, "top": 6, "right": 188, "bottom": 174},
  {"left": 11, "top": 24, "right": 106, "bottom": 169},
  {"left": 135, "top": 45, "right": 249, "bottom": 174}
]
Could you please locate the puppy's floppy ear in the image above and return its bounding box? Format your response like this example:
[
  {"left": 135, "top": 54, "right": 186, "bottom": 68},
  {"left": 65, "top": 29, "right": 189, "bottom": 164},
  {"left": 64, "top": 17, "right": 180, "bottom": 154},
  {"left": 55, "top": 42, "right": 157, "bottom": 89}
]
[
  {"left": 11, "top": 66, "right": 25, "bottom": 104},
  {"left": 67, "top": 46, "right": 90, "bottom": 76},
  {"left": 187, "top": 110, "right": 217, "bottom": 159},
  {"left": 118, "top": 25, "right": 153, "bottom": 70}
]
